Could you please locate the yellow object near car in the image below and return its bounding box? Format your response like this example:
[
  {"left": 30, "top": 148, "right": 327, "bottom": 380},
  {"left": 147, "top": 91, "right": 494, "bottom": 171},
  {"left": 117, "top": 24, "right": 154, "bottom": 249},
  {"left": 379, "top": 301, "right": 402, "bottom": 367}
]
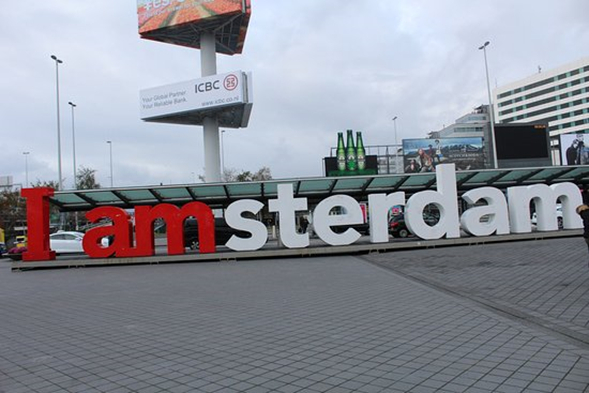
[{"left": 15, "top": 235, "right": 27, "bottom": 248}]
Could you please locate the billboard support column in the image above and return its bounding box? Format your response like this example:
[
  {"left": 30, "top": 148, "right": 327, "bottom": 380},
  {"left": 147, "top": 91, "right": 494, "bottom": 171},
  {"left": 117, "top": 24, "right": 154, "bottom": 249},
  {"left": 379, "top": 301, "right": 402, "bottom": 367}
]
[
  {"left": 201, "top": 32, "right": 221, "bottom": 182},
  {"left": 203, "top": 117, "right": 222, "bottom": 182},
  {"left": 200, "top": 32, "right": 217, "bottom": 76}
]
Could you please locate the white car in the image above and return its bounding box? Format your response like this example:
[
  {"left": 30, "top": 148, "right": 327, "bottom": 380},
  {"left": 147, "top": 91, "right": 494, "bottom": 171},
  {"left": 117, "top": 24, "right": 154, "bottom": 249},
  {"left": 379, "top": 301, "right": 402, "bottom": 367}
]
[
  {"left": 50, "top": 231, "right": 85, "bottom": 254},
  {"left": 531, "top": 204, "right": 563, "bottom": 229}
]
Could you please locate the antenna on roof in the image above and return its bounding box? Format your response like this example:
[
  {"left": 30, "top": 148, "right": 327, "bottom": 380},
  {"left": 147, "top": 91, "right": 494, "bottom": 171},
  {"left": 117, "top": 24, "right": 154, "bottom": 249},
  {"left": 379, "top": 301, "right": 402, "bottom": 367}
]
[{"left": 538, "top": 65, "right": 542, "bottom": 73}]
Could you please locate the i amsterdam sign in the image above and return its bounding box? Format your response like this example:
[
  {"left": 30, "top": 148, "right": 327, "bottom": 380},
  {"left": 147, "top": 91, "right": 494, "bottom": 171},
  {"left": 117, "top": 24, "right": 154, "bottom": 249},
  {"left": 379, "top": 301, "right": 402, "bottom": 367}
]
[{"left": 21, "top": 165, "right": 583, "bottom": 262}]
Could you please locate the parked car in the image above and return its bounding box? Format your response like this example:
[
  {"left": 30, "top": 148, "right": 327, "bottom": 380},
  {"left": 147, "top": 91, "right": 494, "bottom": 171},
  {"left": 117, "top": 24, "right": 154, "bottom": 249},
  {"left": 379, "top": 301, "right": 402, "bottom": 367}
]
[
  {"left": 6, "top": 246, "right": 27, "bottom": 260},
  {"left": 531, "top": 204, "right": 563, "bottom": 229},
  {"left": 50, "top": 231, "right": 85, "bottom": 254},
  {"left": 331, "top": 223, "right": 370, "bottom": 236},
  {"left": 6, "top": 235, "right": 28, "bottom": 260},
  {"left": 183, "top": 217, "right": 250, "bottom": 249},
  {"left": 389, "top": 213, "right": 439, "bottom": 238}
]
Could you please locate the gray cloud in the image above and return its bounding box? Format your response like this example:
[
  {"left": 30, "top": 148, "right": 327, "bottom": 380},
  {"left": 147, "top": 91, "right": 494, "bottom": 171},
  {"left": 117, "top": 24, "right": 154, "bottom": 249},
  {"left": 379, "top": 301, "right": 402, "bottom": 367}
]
[{"left": 1, "top": 0, "right": 587, "bottom": 188}]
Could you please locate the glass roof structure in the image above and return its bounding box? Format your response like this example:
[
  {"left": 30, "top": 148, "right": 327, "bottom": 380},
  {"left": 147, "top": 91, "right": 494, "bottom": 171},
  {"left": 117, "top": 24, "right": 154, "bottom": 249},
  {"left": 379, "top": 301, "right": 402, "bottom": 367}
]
[{"left": 50, "top": 165, "right": 589, "bottom": 212}]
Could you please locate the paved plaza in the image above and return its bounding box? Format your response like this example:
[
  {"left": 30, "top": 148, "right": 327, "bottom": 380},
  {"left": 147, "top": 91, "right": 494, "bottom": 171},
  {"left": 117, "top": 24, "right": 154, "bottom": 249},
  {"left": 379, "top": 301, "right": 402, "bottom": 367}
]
[{"left": 1, "top": 237, "right": 588, "bottom": 392}]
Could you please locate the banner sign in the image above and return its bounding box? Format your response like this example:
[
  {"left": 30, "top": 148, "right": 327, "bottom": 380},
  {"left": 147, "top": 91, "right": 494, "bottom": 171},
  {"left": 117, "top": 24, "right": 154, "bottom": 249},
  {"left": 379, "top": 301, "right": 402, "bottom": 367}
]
[
  {"left": 140, "top": 71, "right": 247, "bottom": 121},
  {"left": 402, "top": 137, "right": 485, "bottom": 173}
]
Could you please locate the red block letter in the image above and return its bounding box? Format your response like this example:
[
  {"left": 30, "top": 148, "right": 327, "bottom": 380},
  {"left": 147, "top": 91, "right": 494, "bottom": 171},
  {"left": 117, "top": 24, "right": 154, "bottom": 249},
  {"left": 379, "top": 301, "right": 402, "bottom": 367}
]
[
  {"left": 21, "top": 188, "right": 55, "bottom": 261},
  {"left": 134, "top": 202, "right": 216, "bottom": 256},
  {"left": 83, "top": 207, "right": 134, "bottom": 258}
]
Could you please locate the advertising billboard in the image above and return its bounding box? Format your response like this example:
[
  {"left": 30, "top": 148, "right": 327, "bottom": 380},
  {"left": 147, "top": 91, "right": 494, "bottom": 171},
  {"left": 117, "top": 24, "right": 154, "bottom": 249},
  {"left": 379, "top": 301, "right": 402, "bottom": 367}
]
[
  {"left": 137, "top": 0, "right": 251, "bottom": 54},
  {"left": 324, "top": 156, "right": 378, "bottom": 177},
  {"left": 325, "top": 131, "right": 378, "bottom": 176},
  {"left": 402, "top": 137, "right": 484, "bottom": 173},
  {"left": 140, "top": 70, "right": 252, "bottom": 127},
  {"left": 560, "top": 133, "right": 589, "bottom": 165}
]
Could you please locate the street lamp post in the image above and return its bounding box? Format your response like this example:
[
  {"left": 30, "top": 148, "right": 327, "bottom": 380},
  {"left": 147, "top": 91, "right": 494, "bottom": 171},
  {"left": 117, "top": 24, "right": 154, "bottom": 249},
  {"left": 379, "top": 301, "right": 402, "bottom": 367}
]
[
  {"left": 392, "top": 116, "right": 399, "bottom": 173},
  {"left": 68, "top": 101, "right": 77, "bottom": 189},
  {"left": 479, "top": 41, "right": 498, "bottom": 169},
  {"left": 51, "top": 55, "right": 64, "bottom": 190},
  {"left": 106, "top": 141, "right": 113, "bottom": 187},
  {"left": 221, "top": 130, "right": 226, "bottom": 176},
  {"left": 23, "top": 152, "right": 30, "bottom": 188}
]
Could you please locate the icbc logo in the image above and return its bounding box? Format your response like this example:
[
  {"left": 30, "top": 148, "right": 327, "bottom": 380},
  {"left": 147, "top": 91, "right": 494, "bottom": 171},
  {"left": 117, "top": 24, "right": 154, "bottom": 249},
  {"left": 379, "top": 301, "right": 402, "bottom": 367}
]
[
  {"left": 224, "top": 74, "right": 239, "bottom": 91},
  {"left": 195, "top": 81, "right": 220, "bottom": 93}
]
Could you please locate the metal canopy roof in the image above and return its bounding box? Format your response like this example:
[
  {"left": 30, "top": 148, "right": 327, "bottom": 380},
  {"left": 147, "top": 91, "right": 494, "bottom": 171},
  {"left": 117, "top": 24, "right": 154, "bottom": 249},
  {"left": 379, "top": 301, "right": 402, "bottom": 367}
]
[{"left": 50, "top": 165, "right": 589, "bottom": 212}]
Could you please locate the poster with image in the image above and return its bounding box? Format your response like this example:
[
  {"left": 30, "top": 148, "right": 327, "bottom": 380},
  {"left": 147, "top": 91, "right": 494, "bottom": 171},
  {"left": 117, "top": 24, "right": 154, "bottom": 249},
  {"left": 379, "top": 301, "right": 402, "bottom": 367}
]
[
  {"left": 560, "top": 133, "right": 589, "bottom": 165},
  {"left": 402, "top": 137, "right": 484, "bottom": 173}
]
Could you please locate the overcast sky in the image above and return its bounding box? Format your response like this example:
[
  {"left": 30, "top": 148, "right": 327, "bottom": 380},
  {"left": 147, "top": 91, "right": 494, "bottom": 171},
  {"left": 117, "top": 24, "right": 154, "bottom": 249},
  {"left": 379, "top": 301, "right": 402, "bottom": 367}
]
[{"left": 1, "top": 0, "right": 588, "bottom": 189}]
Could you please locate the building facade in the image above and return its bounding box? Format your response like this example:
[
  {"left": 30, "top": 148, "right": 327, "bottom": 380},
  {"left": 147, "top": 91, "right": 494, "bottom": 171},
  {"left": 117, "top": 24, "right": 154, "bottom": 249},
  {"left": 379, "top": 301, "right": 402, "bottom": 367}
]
[
  {"left": 437, "top": 105, "right": 490, "bottom": 139},
  {"left": 494, "top": 58, "right": 589, "bottom": 164},
  {"left": 430, "top": 105, "right": 494, "bottom": 168}
]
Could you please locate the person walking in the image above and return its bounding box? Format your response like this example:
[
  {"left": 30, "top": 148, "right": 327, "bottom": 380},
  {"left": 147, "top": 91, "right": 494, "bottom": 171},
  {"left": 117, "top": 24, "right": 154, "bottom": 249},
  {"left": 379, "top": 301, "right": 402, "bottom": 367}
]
[{"left": 576, "top": 204, "right": 589, "bottom": 265}]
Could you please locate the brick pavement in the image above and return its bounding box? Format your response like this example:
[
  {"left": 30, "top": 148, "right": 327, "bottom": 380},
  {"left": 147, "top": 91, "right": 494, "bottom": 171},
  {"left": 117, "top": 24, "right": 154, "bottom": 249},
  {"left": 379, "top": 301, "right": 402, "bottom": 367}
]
[
  {"left": 363, "top": 237, "right": 589, "bottom": 349},
  {"left": 1, "top": 238, "right": 588, "bottom": 393}
]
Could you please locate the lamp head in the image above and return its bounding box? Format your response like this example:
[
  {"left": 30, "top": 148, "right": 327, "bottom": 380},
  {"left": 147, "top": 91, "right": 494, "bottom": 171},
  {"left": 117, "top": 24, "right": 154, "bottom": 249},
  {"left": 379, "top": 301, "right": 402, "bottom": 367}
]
[{"left": 478, "top": 41, "right": 490, "bottom": 50}]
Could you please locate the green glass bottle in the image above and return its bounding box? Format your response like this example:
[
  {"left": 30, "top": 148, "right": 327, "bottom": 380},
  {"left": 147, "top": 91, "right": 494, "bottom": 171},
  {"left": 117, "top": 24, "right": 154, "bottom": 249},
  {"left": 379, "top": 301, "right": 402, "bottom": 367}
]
[
  {"left": 336, "top": 132, "right": 346, "bottom": 171},
  {"left": 356, "top": 131, "right": 366, "bottom": 171},
  {"left": 346, "top": 129, "right": 357, "bottom": 171}
]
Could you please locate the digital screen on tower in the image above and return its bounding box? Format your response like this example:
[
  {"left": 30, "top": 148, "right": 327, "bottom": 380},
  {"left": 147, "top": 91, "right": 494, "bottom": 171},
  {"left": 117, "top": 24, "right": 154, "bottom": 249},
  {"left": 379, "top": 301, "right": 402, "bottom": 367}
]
[
  {"left": 138, "top": 0, "right": 248, "bottom": 33},
  {"left": 137, "top": 0, "right": 251, "bottom": 54}
]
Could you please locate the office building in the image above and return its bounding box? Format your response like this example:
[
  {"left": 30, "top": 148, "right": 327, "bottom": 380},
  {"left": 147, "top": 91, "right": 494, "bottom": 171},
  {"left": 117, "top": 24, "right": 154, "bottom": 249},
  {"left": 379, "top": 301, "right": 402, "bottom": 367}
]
[{"left": 494, "top": 57, "right": 589, "bottom": 163}]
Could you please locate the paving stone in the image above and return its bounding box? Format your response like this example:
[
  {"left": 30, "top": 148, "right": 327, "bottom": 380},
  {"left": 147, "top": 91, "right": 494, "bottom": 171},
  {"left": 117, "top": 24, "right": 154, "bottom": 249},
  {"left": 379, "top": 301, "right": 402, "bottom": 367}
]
[{"left": 1, "top": 238, "right": 589, "bottom": 392}]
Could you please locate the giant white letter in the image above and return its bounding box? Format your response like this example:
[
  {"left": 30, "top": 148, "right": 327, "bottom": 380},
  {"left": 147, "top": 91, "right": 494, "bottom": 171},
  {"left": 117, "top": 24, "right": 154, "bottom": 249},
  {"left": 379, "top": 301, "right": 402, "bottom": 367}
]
[
  {"left": 368, "top": 192, "right": 405, "bottom": 243},
  {"left": 405, "top": 164, "right": 460, "bottom": 239},
  {"left": 507, "top": 182, "right": 582, "bottom": 233},
  {"left": 268, "top": 183, "right": 309, "bottom": 248},
  {"left": 313, "top": 195, "right": 363, "bottom": 246},
  {"left": 225, "top": 200, "right": 268, "bottom": 251},
  {"left": 461, "top": 187, "right": 510, "bottom": 236}
]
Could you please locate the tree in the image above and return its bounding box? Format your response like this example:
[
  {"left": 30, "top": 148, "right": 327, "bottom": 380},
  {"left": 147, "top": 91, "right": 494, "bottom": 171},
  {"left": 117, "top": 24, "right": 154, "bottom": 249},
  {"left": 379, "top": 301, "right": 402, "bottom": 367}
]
[
  {"left": 76, "top": 166, "right": 100, "bottom": 190},
  {"left": 0, "top": 189, "right": 26, "bottom": 242},
  {"left": 30, "top": 180, "right": 63, "bottom": 229},
  {"left": 198, "top": 167, "right": 273, "bottom": 183},
  {"left": 32, "top": 179, "right": 60, "bottom": 189},
  {"left": 225, "top": 166, "right": 273, "bottom": 182}
]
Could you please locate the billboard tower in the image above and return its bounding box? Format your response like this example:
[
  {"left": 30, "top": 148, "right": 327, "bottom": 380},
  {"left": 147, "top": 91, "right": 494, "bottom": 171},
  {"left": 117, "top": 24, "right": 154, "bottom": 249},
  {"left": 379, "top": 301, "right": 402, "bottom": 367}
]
[{"left": 137, "top": 0, "right": 252, "bottom": 183}]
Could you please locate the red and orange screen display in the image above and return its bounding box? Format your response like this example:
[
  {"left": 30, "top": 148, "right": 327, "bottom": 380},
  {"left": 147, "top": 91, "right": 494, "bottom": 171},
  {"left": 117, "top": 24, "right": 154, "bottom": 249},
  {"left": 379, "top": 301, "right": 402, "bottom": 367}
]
[{"left": 138, "top": 0, "right": 248, "bottom": 33}]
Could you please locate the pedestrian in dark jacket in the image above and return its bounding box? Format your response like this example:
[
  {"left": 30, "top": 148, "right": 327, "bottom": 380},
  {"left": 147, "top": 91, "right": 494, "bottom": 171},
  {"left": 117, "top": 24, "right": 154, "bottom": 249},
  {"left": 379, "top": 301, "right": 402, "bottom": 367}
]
[{"left": 576, "top": 205, "right": 589, "bottom": 261}]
